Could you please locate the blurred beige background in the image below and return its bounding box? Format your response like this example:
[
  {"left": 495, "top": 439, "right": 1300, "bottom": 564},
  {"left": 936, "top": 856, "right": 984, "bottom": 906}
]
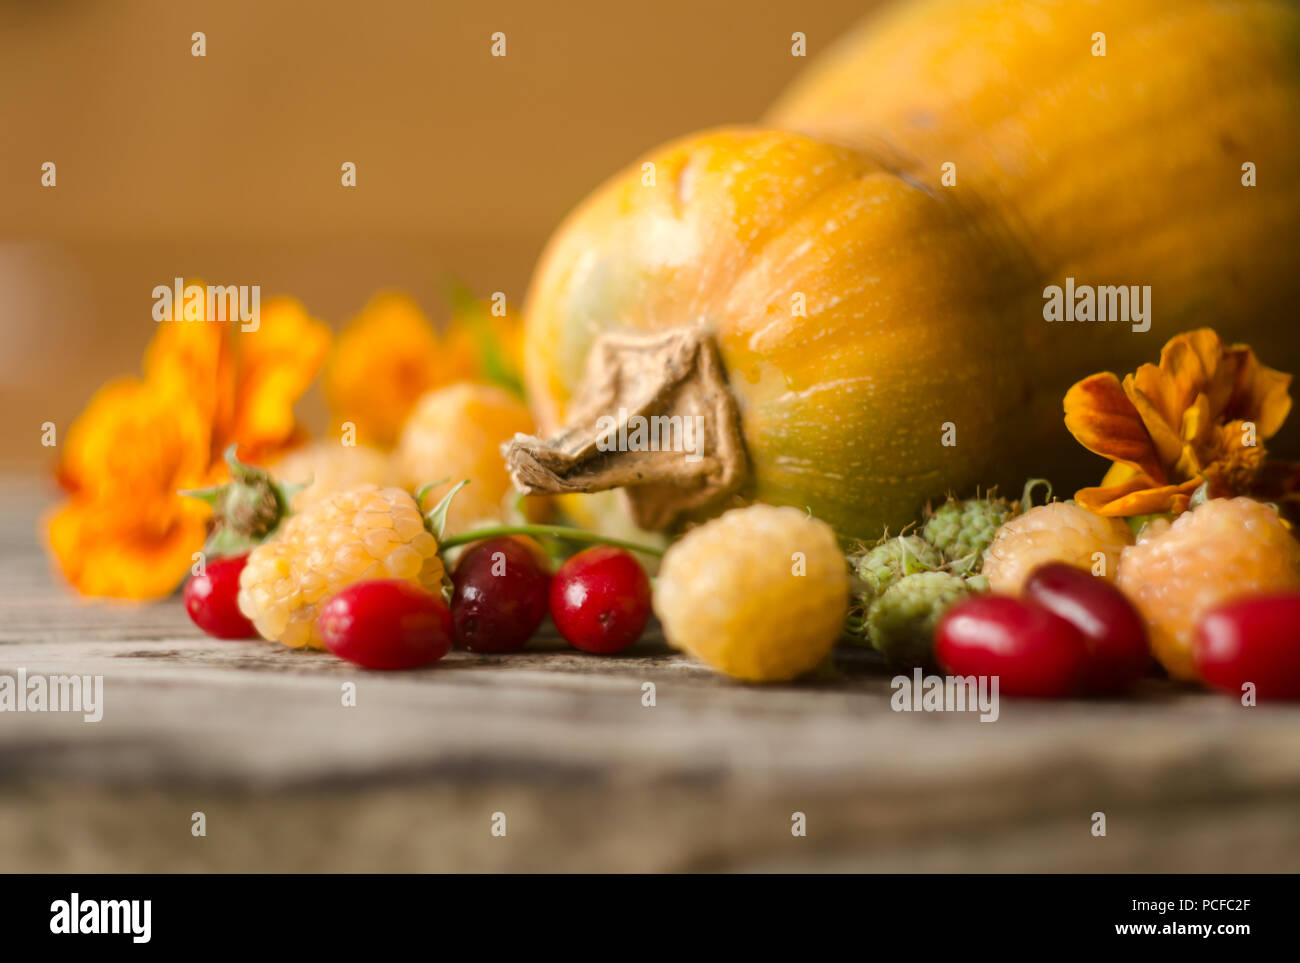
[{"left": 0, "top": 0, "right": 873, "bottom": 468}]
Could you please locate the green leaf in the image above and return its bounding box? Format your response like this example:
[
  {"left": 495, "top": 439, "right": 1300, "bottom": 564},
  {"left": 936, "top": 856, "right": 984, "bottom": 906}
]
[
  {"left": 423, "top": 479, "right": 471, "bottom": 541},
  {"left": 414, "top": 477, "right": 451, "bottom": 507},
  {"left": 179, "top": 485, "right": 223, "bottom": 507},
  {"left": 442, "top": 276, "right": 524, "bottom": 397}
]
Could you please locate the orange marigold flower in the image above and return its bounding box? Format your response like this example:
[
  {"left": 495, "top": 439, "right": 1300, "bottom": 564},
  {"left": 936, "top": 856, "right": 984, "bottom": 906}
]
[
  {"left": 48, "top": 378, "right": 216, "bottom": 599},
  {"left": 1063, "top": 327, "right": 1293, "bottom": 516},
  {"left": 224, "top": 298, "right": 331, "bottom": 462},
  {"left": 443, "top": 294, "right": 525, "bottom": 398},
  {"left": 324, "top": 290, "right": 526, "bottom": 449},
  {"left": 45, "top": 288, "right": 329, "bottom": 599},
  {"left": 324, "top": 292, "right": 475, "bottom": 449}
]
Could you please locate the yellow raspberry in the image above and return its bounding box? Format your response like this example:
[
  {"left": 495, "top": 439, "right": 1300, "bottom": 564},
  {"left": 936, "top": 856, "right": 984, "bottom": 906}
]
[
  {"left": 270, "top": 442, "right": 395, "bottom": 509},
  {"left": 396, "top": 382, "right": 534, "bottom": 535},
  {"left": 982, "top": 502, "right": 1133, "bottom": 594},
  {"left": 237, "top": 484, "right": 444, "bottom": 649},
  {"left": 653, "top": 504, "right": 849, "bottom": 683},
  {"left": 1116, "top": 497, "right": 1300, "bottom": 681}
]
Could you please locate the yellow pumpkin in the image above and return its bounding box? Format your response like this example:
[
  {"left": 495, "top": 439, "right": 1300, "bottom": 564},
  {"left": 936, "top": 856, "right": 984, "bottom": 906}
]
[
  {"left": 514, "top": 0, "right": 1300, "bottom": 541},
  {"left": 519, "top": 129, "right": 1052, "bottom": 538},
  {"left": 768, "top": 0, "right": 1300, "bottom": 370}
]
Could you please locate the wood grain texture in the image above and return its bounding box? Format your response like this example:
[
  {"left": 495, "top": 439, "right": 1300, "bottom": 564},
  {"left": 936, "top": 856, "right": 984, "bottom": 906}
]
[{"left": 2, "top": 475, "right": 1299, "bottom": 872}]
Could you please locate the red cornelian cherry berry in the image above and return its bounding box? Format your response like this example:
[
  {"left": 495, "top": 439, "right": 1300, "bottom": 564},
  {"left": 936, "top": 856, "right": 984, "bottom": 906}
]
[
  {"left": 935, "top": 594, "right": 1088, "bottom": 698},
  {"left": 184, "top": 554, "right": 258, "bottom": 639},
  {"left": 1024, "top": 562, "right": 1150, "bottom": 694},
  {"left": 317, "top": 579, "right": 454, "bottom": 670},
  {"left": 1194, "top": 593, "right": 1300, "bottom": 700},
  {"left": 549, "top": 546, "right": 651, "bottom": 654},
  {"left": 451, "top": 536, "right": 551, "bottom": 653}
]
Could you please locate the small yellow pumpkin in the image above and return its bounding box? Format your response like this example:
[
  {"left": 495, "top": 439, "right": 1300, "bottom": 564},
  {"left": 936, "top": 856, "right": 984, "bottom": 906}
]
[
  {"left": 511, "top": 0, "right": 1300, "bottom": 541},
  {"left": 514, "top": 129, "right": 1041, "bottom": 539}
]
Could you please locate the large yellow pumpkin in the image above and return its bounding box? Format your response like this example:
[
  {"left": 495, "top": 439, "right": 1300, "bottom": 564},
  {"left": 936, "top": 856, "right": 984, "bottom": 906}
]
[
  {"left": 768, "top": 0, "right": 1300, "bottom": 368},
  {"left": 513, "top": 0, "right": 1300, "bottom": 542}
]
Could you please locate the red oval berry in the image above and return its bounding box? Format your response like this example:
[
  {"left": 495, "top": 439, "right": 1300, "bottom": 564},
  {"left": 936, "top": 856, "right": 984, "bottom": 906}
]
[
  {"left": 1194, "top": 593, "right": 1300, "bottom": 700},
  {"left": 317, "top": 580, "right": 453, "bottom": 670},
  {"left": 935, "top": 595, "right": 1088, "bottom": 698},
  {"left": 549, "top": 546, "right": 651, "bottom": 654},
  {"left": 451, "top": 537, "right": 551, "bottom": 653},
  {"left": 184, "top": 554, "right": 258, "bottom": 639},
  {"left": 1024, "top": 562, "right": 1150, "bottom": 693}
]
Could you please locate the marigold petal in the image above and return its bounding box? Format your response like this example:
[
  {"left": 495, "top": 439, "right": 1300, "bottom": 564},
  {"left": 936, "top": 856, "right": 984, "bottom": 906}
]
[
  {"left": 325, "top": 292, "right": 472, "bottom": 448},
  {"left": 1226, "top": 349, "right": 1292, "bottom": 439},
  {"left": 1098, "top": 461, "right": 1140, "bottom": 487},
  {"left": 1126, "top": 362, "right": 1183, "bottom": 442},
  {"left": 1206, "top": 345, "right": 1251, "bottom": 419},
  {"left": 1182, "top": 392, "right": 1214, "bottom": 446},
  {"left": 1074, "top": 473, "right": 1156, "bottom": 513},
  {"left": 1122, "top": 376, "right": 1184, "bottom": 471},
  {"left": 144, "top": 287, "right": 232, "bottom": 430},
  {"left": 1077, "top": 476, "right": 1200, "bottom": 517},
  {"left": 227, "top": 297, "right": 330, "bottom": 457},
  {"left": 1142, "top": 328, "right": 1221, "bottom": 435},
  {"left": 56, "top": 377, "right": 213, "bottom": 502},
  {"left": 44, "top": 495, "right": 209, "bottom": 600},
  {"left": 1161, "top": 327, "right": 1222, "bottom": 389},
  {"left": 1064, "top": 372, "right": 1166, "bottom": 482}
]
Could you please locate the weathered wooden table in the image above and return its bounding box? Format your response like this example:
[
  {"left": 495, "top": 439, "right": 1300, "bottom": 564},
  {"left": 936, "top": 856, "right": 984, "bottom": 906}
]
[{"left": 2, "top": 475, "right": 1298, "bottom": 872}]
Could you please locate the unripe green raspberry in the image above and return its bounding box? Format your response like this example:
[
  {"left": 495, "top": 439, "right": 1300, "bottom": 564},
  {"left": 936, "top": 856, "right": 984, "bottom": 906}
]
[
  {"left": 922, "top": 495, "right": 1015, "bottom": 575},
  {"left": 855, "top": 535, "right": 943, "bottom": 598},
  {"left": 867, "top": 571, "right": 971, "bottom": 667}
]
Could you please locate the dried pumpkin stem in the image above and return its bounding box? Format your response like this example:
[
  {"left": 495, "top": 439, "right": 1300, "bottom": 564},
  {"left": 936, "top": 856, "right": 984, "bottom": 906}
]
[{"left": 502, "top": 328, "right": 748, "bottom": 531}]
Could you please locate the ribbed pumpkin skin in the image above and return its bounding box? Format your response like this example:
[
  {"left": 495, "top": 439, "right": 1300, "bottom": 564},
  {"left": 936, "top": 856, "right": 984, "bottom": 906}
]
[
  {"left": 524, "top": 129, "right": 1047, "bottom": 539},
  {"left": 525, "top": 0, "right": 1300, "bottom": 540},
  {"left": 767, "top": 0, "right": 1300, "bottom": 381}
]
